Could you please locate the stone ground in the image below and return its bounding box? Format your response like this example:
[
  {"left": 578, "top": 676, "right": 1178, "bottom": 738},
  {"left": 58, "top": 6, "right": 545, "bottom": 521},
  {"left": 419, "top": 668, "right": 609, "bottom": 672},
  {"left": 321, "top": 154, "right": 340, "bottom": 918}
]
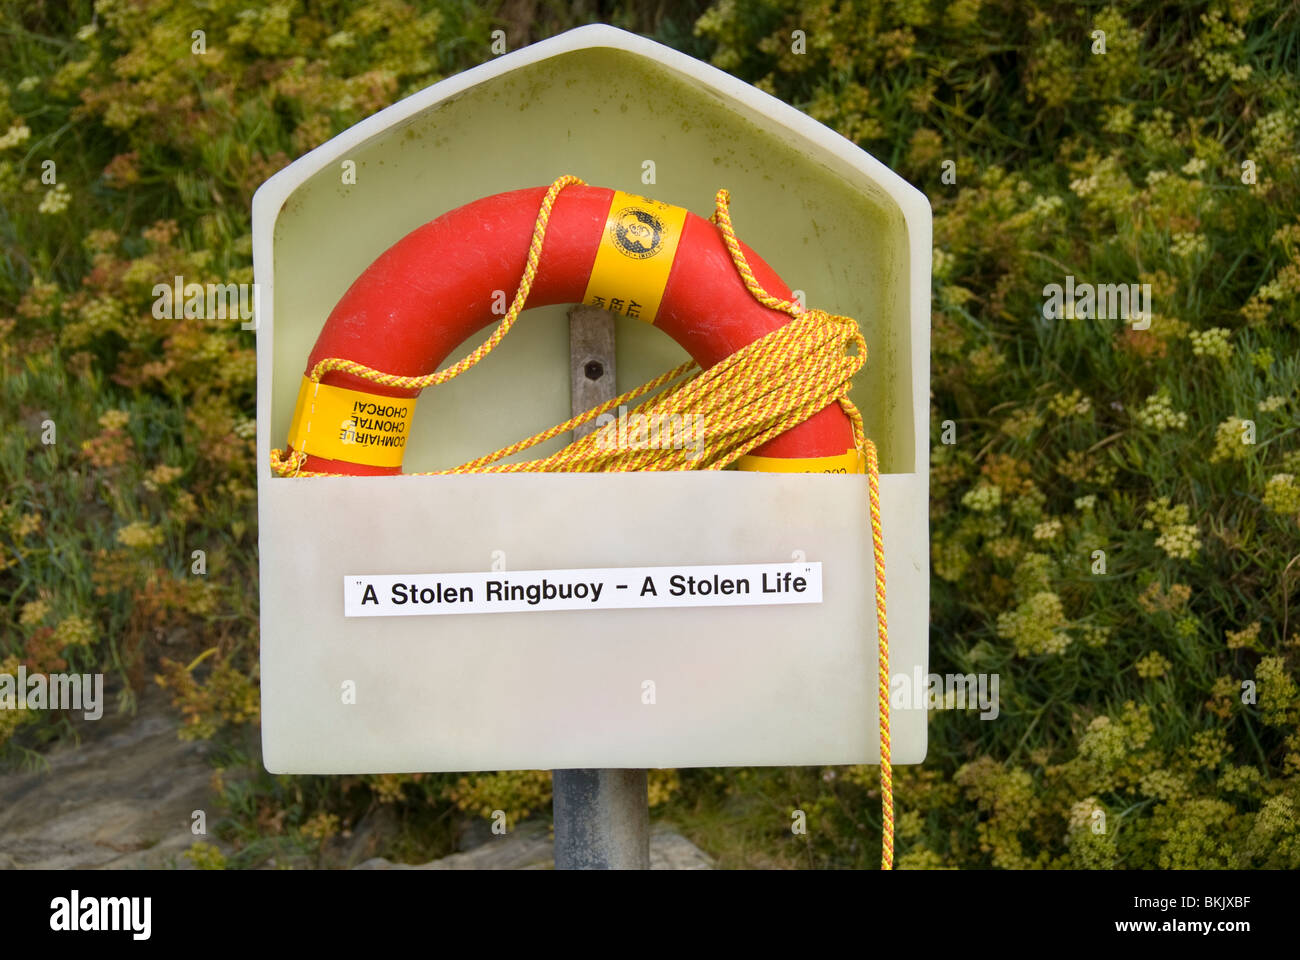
[
  {"left": 0, "top": 686, "right": 221, "bottom": 869},
  {"left": 354, "top": 820, "right": 713, "bottom": 870},
  {"left": 0, "top": 688, "right": 713, "bottom": 870}
]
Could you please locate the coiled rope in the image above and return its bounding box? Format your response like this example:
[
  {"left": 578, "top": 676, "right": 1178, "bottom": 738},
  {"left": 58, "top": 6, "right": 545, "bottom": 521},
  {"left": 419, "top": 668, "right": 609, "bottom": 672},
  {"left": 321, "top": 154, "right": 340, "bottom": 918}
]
[{"left": 270, "top": 175, "right": 894, "bottom": 868}]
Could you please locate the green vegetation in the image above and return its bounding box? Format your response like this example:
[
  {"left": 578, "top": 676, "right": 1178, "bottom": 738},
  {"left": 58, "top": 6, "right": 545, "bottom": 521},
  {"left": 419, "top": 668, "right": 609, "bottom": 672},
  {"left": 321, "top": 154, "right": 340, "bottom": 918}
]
[{"left": 2, "top": 0, "right": 1298, "bottom": 868}]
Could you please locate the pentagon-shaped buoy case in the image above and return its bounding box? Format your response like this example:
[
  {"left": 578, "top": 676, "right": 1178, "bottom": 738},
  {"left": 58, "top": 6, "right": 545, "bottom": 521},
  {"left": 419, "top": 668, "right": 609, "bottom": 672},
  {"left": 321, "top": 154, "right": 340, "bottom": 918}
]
[{"left": 252, "top": 25, "right": 930, "bottom": 780}]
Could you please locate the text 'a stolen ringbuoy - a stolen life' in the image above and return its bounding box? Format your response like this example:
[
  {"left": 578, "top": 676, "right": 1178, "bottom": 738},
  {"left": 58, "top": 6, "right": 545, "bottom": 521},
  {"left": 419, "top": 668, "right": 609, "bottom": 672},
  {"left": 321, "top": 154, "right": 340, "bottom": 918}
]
[{"left": 343, "top": 561, "right": 823, "bottom": 617}]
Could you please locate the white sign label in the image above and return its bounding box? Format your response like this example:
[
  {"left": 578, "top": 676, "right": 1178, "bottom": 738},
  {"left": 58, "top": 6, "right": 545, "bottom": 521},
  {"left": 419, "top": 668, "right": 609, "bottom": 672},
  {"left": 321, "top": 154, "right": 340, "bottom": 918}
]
[{"left": 344, "top": 561, "right": 822, "bottom": 617}]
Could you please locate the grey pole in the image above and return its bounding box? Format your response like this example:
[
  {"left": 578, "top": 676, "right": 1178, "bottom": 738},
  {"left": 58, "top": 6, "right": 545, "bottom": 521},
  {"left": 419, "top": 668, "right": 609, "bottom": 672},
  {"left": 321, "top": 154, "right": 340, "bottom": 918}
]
[
  {"left": 553, "top": 768, "right": 650, "bottom": 869},
  {"left": 553, "top": 305, "right": 650, "bottom": 870}
]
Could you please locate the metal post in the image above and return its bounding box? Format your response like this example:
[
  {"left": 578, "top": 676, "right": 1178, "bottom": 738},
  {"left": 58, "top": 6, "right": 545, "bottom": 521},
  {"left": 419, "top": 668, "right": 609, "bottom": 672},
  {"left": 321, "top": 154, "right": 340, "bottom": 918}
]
[{"left": 552, "top": 305, "right": 650, "bottom": 870}]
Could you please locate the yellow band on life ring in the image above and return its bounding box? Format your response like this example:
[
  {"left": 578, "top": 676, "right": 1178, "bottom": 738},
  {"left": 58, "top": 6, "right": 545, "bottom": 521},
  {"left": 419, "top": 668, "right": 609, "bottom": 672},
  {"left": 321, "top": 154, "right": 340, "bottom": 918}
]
[
  {"left": 734, "top": 448, "right": 865, "bottom": 474},
  {"left": 582, "top": 190, "right": 688, "bottom": 325},
  {"left": 287, "top": 376, "right": 416, "bottom": 468}
]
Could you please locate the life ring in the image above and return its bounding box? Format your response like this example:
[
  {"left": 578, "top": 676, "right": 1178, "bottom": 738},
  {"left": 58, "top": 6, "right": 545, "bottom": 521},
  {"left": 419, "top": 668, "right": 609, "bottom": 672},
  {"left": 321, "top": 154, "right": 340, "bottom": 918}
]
[{"left": 282, "top": 183, "right": 862, "bottom": 476}]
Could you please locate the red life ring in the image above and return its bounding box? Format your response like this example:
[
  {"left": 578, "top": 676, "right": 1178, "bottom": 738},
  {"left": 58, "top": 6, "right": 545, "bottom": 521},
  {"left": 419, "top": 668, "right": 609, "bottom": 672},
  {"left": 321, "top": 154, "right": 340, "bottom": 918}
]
[{"left": 285, "top": 184, "right": 858, "bottom": 475}]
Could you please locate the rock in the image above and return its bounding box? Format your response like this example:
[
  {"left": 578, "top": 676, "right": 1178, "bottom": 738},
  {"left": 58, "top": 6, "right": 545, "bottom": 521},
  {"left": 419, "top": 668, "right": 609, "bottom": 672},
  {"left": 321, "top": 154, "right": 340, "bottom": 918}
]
[
  {"left": 338, "top": 802, "right": 403, "bottom": 867},
  {"left": 0, "top": 686, "right": 229, "bottom": 869},
  {"left": 648, "top": 825, "right": 714, "bottom": 870},
  {"left": 354, "top": 821, "right": 713, "bottom": 870}
]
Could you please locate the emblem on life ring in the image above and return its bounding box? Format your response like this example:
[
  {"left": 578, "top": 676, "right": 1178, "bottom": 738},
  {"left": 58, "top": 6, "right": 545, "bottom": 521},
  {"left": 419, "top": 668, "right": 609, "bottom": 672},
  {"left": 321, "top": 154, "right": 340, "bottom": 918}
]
[{"left": 610, "top": 205, "right": 664, "bottom": 260}]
